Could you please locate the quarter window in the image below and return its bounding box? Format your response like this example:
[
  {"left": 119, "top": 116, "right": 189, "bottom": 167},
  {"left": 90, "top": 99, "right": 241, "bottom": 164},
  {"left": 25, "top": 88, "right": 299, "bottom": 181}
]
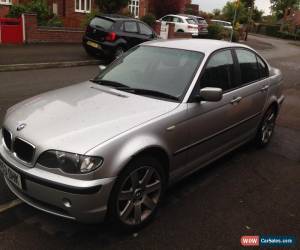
[
  {"left": 75, "top": 0, "right": 91, "bottom": 13},
  {"left": 139, "top": 23, "right": 153, "bottom": 36},
  {"left": 200, "top": 50, "right": 234, "bottom": 91},
  {"left": 236, "top": 49, "right": 260, "bottom": 84},
  {"left": 124, "top": 22, "right": 138, "bottom": 33}
]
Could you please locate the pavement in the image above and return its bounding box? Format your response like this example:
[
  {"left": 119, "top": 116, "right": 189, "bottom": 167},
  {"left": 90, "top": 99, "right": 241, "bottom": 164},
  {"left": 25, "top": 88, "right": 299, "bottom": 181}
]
[
  {"left": 0, "top": 35, "right": 299, "bottom": 249},
  {"left": 0, "top": 44, "right": 103, "bottom": 72}
]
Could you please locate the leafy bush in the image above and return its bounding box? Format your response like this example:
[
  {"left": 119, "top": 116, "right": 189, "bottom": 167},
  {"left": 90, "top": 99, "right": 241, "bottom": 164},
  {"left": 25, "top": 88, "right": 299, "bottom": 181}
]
[
  {"left": 277, "top": 31, "right": 300, "bottom": 40},
  {"left": 6, "top": 4, "right": 27, "bottom": 18},
  {"left": 7, "top": 0, "right": 51, "bottom": 26},
  {"left": 207, "top": 24, "right": 224, "bottom": 40},
  {"left": 47, "top": 15, "right": 63, "bottom": 27},
  {"left": 265, "top": 25, "right": 280, "bottom": 37},
  {"left": 140, "top": 13, "right": 156, "bottom": 27},
  {"left": 28, "top": 0, "right": 49, "bottom": 25}
]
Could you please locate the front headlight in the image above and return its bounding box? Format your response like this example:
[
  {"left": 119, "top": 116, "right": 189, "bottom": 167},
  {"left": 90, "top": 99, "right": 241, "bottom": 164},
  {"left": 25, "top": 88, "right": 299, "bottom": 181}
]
[{"left": 37, "top": 150, "right": 103, "bottom": 174}]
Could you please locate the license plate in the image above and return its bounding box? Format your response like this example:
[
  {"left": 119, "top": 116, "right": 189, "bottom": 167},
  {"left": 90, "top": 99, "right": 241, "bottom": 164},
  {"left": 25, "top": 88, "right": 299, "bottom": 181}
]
[
  {"left": 87, "top": 41, "right": 101, "bottom": 49},
  {"left": 0, "top": 159, "right": 23, "bottom": 190}
]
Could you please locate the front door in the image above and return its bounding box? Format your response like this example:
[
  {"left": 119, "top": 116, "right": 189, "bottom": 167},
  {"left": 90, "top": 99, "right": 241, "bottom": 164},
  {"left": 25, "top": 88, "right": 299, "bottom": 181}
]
[{"left": 185, "top": 49, "right": 250, "bottom": 169}]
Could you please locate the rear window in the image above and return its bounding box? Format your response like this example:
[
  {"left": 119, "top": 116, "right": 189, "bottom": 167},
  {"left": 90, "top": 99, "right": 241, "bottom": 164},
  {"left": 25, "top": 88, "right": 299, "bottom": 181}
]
[
  {"left": 90, "top": 17, "right": 114, "bottom": 30},
  {"left": 186, "top": 19, "right": 196, "bottom": 24},
  {"left": 197, "top": 19, "right": 207, "bottom": 25}
]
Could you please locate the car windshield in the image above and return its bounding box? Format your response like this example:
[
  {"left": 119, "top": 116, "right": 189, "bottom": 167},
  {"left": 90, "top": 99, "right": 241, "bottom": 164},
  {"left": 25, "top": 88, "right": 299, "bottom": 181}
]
[{"left": 95, "top": 46, "right": 204, "bottom": 101}]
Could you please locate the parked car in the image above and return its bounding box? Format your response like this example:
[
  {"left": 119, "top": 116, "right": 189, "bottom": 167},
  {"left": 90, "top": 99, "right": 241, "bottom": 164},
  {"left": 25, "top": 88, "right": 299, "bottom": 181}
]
[
  {"left": 83, "top": 15, "right": 157, "bottom": 59},
  {"left": 211, "top": 19, "right": 233, "bottom": 30},
  {"left": 179, "top": 14, "right": 208, "bottom": 36},
  {"left": 158, "top": 14, "right": 199, "bottom": 37},
  {"left": 0, "top": 39, "right": 284, "bottom": 230}
]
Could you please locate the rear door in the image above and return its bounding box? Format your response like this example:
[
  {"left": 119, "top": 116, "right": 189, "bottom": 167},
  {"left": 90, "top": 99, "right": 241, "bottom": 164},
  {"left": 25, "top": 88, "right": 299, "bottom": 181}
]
[{"left": 230, "top": 48, "right": 269, "bottom": 132}]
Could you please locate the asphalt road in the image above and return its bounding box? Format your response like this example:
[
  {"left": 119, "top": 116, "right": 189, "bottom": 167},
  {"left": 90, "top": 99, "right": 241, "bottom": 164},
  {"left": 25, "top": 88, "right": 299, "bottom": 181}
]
[{"left": 0, "top": 35, "right": 299, "bottom": 250}]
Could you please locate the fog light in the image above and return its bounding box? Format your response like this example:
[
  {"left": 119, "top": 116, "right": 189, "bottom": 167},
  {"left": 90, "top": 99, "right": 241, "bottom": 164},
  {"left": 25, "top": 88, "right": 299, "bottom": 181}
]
[{"left": 62, "top": 198, "right": 72, "bottom": 208}]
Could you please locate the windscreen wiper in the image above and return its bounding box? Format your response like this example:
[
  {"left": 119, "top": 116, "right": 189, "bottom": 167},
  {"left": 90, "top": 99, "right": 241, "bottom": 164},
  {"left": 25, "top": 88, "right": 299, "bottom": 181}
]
[
  {"left": 116, "top": 87, "right": 179, "bottom": 101},
  {"left": 90, "top": 79, "right": 129, "bottom": 88}
]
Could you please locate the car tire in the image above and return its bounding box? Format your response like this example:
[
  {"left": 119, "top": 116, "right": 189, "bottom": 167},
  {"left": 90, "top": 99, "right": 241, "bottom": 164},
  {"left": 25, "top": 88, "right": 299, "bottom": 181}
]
[
  {"left": 84, "top": 46, "right": 96, "bottom": 57},
  {"left": 108, "top": 155, "right": 166, "bottom": 231},
  {"left": 255, "top": 106, "right": 277, "bottom": 148}
]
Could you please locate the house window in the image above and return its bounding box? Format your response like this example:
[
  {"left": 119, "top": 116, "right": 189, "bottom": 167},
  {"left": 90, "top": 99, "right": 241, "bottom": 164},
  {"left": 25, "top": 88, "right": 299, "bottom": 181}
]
[
  {"left": 75, "top": 0, "right": 91, "bottom": 13},
  {"left": 128, "top": 0, "right": 139, "bottom": 18},
  {"left": 0, "top": 0, "right": 12, "bottom": 5}
]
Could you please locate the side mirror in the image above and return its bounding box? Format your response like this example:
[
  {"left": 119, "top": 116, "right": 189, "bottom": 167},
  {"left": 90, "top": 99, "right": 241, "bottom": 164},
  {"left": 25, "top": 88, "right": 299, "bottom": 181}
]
[
  {"left": 199, "top": 87, "right": 223, "bottom": 102},
  {"left": 98, "top": 65, "right": 106, "bottom": 71}
]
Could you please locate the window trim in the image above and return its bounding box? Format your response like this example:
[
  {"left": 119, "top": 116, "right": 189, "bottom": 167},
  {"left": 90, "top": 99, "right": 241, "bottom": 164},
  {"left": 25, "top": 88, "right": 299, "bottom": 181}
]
[
  {"left": 0, "top": 0, "right": 12, "bottom": 5},
  {"left": 75, "top": 0, "right": 91, "bottom": 13},
  {"left": 233, "top": 47, "right": 270, "bottom": 87},
  {"left": 188, "top": 47, "right": 238, "bottom": 102},
  {"left": 188, "top": 47, "right": 270, "bottom": 102}
]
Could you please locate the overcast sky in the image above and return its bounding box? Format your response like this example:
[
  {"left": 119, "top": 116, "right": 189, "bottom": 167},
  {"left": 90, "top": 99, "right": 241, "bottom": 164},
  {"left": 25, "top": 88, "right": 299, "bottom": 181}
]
[{"left": 192, "top": 0, "right": 271, "bottom": 14}]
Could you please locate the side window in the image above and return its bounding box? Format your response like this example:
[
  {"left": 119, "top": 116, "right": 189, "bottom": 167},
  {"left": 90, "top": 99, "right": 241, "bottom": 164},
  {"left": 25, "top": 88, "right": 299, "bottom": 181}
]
[
  {"left": 200, "top": 50, "right": 234, "bottom": 91},
  {"left": 124, "top": 21, "right": 138, "bottom": 33},
  {"left": 162, "top": 16, "right": 170, "bottom": 22},
  {"left": 172, "top": 17, "right": 180, "bottom": 23},
  {"left": 257, "top": 56, "right": 269, "bottom": 78},
  {"left": 236, "top": 49, "right": 260, "bottom": 84},
  {"left": 139, "top": 23, "right": 153, "bottom": 36}
]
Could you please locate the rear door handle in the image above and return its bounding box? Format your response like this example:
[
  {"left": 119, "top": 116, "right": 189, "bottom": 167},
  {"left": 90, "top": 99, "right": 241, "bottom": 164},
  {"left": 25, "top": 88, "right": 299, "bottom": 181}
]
[
  {"left": 260, "top": 85, "right": 269, "bottom": 92},
  {"left": 230, "top": 97, "right": 242, "bottom": 104}
]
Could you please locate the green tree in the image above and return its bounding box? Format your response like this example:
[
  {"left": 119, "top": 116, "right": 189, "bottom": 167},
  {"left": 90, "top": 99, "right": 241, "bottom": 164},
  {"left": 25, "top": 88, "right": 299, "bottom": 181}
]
[
  {"left": 252, "top": 7, "right": 264, "bottom": 22},
  {"left": 95, "top": 0, "right": 128, "bottom": 13},
  {"left": 270, "top": 0, "right": 300, "bottom": 19},
  {"left": 222, "top": 1, "right": 248, "bottom": 24},
  {"left": 212, "top": 8, "right": 221, "bottom": 17}
]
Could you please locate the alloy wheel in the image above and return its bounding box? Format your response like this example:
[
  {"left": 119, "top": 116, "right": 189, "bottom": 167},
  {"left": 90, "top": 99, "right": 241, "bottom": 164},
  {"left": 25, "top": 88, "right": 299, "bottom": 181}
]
[
  {"left": 117, "top": 166, "right": 162, "bottom": 226},
  {"left": 261, "top": 110, "right": 276, "bottom": 144}
]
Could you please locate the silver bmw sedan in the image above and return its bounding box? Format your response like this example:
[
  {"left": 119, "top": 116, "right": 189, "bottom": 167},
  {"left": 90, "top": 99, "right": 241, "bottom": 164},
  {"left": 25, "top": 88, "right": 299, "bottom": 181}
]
[{"left": 0, "top": 39, "right": 284, "bottom": 230}]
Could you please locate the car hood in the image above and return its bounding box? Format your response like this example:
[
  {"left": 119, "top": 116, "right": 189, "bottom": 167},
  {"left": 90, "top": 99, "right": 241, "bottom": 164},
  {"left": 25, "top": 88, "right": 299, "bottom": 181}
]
[{"left": 3, "top": 82, "right": 179, "bottom": 154}]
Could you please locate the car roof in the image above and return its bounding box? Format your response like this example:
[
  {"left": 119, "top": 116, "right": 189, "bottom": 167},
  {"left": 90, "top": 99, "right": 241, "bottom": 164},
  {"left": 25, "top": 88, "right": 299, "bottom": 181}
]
[
  {"left": 211, "top": 19, "right": 231, "bottom": 24},
  {"left": 143, "top": 39, "right": 251, "bottom": 54},
  {"left": 164, "top": 14, "right": 190, "bottom": 19},
  {"left": 96, "top": 14, "right": 136, "bottom": 21},
  {"left": 179, "top": 14, "right": 205, "bottom": 20}
]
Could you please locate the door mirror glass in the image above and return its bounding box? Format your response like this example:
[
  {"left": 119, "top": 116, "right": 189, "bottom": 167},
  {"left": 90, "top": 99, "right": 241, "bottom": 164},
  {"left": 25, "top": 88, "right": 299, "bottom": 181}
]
[{"left": 199, "top": 87, "right": 223, "bottom": 102}]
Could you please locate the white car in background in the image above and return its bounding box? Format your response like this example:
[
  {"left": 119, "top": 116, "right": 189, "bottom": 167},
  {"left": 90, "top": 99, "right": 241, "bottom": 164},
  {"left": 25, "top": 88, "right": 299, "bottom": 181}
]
[
  {"left": 159, "top": 14, "right": 199, "bottom": 37},
  {"left": 211, "top": 19, "right": 233, "bottom": 31}
]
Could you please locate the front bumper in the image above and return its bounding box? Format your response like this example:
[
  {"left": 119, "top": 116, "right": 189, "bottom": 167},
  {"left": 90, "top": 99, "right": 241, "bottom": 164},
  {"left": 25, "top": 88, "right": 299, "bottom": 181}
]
[{"left": 0, "top": 144, "right": 116, "bottom": 223}]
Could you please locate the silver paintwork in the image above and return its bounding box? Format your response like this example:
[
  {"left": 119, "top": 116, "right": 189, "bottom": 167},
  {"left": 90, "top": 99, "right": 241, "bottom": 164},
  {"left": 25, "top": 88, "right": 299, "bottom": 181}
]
[{"left": 0, "top": 39, "right": 284, "bottom": 222}]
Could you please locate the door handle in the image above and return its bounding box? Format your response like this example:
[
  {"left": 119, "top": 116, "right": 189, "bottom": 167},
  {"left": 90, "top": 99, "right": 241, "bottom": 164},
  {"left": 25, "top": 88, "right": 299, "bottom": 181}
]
[
  {"left": 260, "top": 85, "right": 269, "bottom": 92},
  {"left": 230, "top": 96, "right": 242, "bottom": 104}
]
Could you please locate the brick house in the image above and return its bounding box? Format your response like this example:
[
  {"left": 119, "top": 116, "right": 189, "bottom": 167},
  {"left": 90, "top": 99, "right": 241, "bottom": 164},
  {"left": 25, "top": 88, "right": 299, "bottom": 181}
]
[{"left": 1, "top": 0, "right": 194, "bottom": 27}]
